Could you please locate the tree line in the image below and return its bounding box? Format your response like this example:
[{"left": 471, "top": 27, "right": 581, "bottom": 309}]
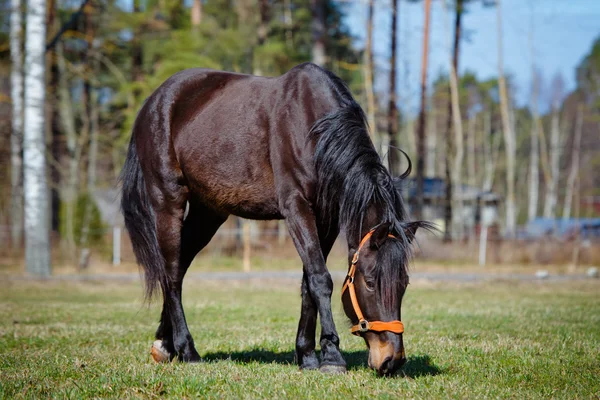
[{"left": 0, "top": 0, "right": 599, "bottom": 275}]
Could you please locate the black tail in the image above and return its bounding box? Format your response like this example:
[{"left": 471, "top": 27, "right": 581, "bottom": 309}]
[{"left": 120, "top": 137, "right": 167, "bottom": 301}]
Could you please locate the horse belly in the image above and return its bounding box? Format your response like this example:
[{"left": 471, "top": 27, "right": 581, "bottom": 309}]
[
  {"left": 178, "top": 137, "right": 282, "bottom": 220},
  {"left": 193, "top": 174, "right": 282, "bottom": 220}
]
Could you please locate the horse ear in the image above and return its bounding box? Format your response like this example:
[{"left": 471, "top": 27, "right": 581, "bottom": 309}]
[
  {"left": 369, "top": 222, "right": 392, "bottom": 249},
  {"left": 404, "top": 222, "right": 419, "bottom": 242}
]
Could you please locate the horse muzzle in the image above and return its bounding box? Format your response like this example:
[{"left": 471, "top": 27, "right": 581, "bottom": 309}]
[{"left": 366, "top": 332, "right": 406, "bottom": 376}]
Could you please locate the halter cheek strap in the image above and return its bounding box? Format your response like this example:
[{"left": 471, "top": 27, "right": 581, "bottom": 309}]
[{"left": 341, "top": 228, "right": 405, "bottom": 336}]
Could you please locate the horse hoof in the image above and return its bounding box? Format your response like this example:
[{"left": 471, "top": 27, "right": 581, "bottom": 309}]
[
  {"left": 151, "top": 340, "right": 171, "bottom": 363},
  {"left": 319, "top": 364, "right": 347, "bottom": 374}
]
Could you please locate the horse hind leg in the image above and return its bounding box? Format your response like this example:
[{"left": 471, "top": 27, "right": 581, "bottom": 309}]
[{"left": 152, "top": 199, "right": 227, "bottom": 363}]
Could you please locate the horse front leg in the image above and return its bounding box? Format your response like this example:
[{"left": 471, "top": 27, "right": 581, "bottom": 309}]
[
  {"left": 284, "top": 196, "right": 346, "bottom": 373},
  {"left": 295, "top": 223, "right": 339, "bottom": 370},
  {"left": 295, "top": 273, "right": 318, "bottom": 369}
]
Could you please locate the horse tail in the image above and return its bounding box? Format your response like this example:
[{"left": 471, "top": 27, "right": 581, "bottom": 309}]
[{"left": 120, "top": 136, "right": 167, "bottom": 301}]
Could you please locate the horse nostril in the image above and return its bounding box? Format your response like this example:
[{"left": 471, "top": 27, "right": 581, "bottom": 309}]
[{"left": 398, "top": 356, "right": 407, "bottom": 368}]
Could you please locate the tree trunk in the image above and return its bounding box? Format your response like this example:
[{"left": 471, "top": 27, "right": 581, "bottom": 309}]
[
  {"left": 23, "top": 0, "right": 51, "bottom": 276},
  {"left": 387, "top": 0, "right": 400, "bottom": 175},
  {"left": 414, "top": 0, "right": 431, "bottom": 220},
  {"left": 426, "top": 97, "right": 436, "bottom": 178},
  {"left": 527, "top": 24, "right": 539, "bottom": 223},
  {"left": 283, "top": 0, "right": 293, "bottom": 47},
  {"left": 310, "top": 0, "right": 326, "bottom": 66},
  {"left": 132, "top": 0, "right": 143, "bottom": 83},
  {"left": 253, "top": 0, "right": 270, "bottom": 76},
  {"left": 562, "top": 105, "right": 583, "bottom": 220},
  {"left": 442, "top": 0, "right": 462, "bottom": 241},
  {"left": 528, "top": 118, "right": 540, "bottom": 222},
  {"left": 528, "top": 84, "right": 541, "bottom": 223},
  {"left": 496, "top": 0, "right": 516, "bottom": 237},
  {"left": 544, "top": 105, "right": 561, "bottom": 218},
  {"left": 467, "top": 115, "right": 476, "bottom": 187},
  {"left": 482, "top": 110, "right": 500, "bottom": 193},
  {"left": 78, "top": 8, "right": 99, "bottom": 270},
  {"left": 57, "top": 42, "right": 79, "bottom": 260},
  {"left": 10, "top": 0, "right": 24, "bottom": 251},
  {"left": 449, "top": 52, "right": 464, "bottom": 240},
  {"left": 364, "top": 0, "right": 376, "bottom": 142},
  {"left": 191, "top": 0, "right": 202, "bottom": 27},
  {"left": 47, "top": 0, "right": 61, "bottom": 234}
]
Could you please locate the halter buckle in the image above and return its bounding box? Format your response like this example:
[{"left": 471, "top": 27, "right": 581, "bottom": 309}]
[{"left": 358, "top": 319, "right": 370, "bottom": 333}]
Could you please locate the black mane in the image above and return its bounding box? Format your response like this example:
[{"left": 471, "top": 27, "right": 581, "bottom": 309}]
[{"left": 310, "top": 71, "right": 431, "bottom": 305}]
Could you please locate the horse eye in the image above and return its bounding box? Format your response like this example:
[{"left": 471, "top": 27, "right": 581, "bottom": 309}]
[{"left": 364, "top": 279, "right": 375, "bottom": 291}]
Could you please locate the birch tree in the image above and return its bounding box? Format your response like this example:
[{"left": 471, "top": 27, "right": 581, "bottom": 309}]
[
  {"left": 544, "top": 74, "right": 565, "bottom": 218},
  {"left": 10, "top": 0, "right": 24, "bottom": 250},
  {"left": 23, "top": 0, "right": 51, "bottom": 276},
  {"left": 496, "top": 0, "right": 516, "bottom": 237},
  {"left": 562, "top": 105, "right": 583, "bottom": 220},
  {"left": 527, "top": 7, "right": 539, "bottom": 223},
  {"left": 442, "top": 0, "right": 464, "bottom": 241},
  {"left": 442, "top": 0, "right": 464, "bottom": 239},
  {"left": 528, "top": 71, "right": 541, "bottom": 222}
]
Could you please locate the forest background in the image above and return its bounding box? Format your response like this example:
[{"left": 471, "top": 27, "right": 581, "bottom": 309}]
[{"left": 1, "top": 0, "right": 599, "bottom": 275}]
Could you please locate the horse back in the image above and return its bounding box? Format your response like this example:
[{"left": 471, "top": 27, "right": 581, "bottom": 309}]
[{"left": 134, "top": 64, "right": 344, "bottom": 219}]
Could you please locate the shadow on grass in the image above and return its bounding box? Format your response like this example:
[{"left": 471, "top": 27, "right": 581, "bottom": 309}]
[{"left": 202, "top": 349, "right": 442, "bottom": 378}]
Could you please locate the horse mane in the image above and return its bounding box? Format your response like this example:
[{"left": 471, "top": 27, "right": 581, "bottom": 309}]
[{"left": 310, "top": 70, "right": 432, "bottom": 306}]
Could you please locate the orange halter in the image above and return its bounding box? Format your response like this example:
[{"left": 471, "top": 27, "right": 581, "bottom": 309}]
[{"left": 341, "top": 228, "right": 405, "bottom": 336}]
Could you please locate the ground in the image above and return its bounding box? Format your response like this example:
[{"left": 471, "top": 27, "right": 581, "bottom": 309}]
[{"left": 1, "top": 277, "right": 599, "bottom": 399}]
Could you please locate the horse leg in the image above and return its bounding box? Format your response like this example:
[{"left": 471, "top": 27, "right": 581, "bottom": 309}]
[
  {"left": 295, "top": 226, "right": 338, "bottom": 370},
  {"left": 153, "top": 200, "right": 227, "bottom": 362},
  {"left": 283, "top": 196, "right": 346, "bottom": 372}
]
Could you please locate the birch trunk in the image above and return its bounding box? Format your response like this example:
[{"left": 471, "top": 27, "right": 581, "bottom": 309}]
[
  {"left": 449, "top": 60, "right": 464, "bottom": 240},
  {"left": 562, "top": 106, "right": 583, "bottom": 220},
  {"left": 443, "top": 0, "right": 464, "bottom": 239},
  {"left": 527, "top": 23, "right": 539, "bottom": 222},
  {"left": 496, "top": 0, "right": 516, "bottom": 237},
  {"left": 544, "top": 106, "right": 561, "bottom": 218},
  {"left": 23, "top": 0, "right": 51, "bottom": 276},
  {"left": 10, "top": 0, "right": 24, "bottom": 250},
  {"left": 528, "top": 118, "right": 540, "bottom": 222},
  {"left": 442, "top": 0, "right": 462, "bottom": 241}
]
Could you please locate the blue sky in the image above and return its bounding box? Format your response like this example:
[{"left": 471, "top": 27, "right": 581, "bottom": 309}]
[{"left": 344, "top": 0, "right": 600, "bottom": 112}]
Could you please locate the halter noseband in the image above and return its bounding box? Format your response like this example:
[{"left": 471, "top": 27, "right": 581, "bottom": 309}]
[{"left": 341, "top": 228, "right": 405, "bottom": 336}]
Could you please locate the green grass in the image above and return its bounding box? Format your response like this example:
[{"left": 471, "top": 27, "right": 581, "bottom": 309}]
[{"left": 1, "top": 279, "right": 599, "bottom": 399}]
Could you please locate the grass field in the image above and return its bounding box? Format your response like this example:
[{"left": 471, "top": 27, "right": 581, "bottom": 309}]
[{"left": 1, "top": 278, "right": 599, "bottom": 399}]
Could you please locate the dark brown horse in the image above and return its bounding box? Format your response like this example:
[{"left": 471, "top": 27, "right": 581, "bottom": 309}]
[{"left": 120, "top": 63, "right": 429, "bottom": 376}]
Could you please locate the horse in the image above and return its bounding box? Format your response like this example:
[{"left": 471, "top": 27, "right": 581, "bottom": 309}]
[{"left": 120, "top": 62, "right": 430, "bottom": 376}]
